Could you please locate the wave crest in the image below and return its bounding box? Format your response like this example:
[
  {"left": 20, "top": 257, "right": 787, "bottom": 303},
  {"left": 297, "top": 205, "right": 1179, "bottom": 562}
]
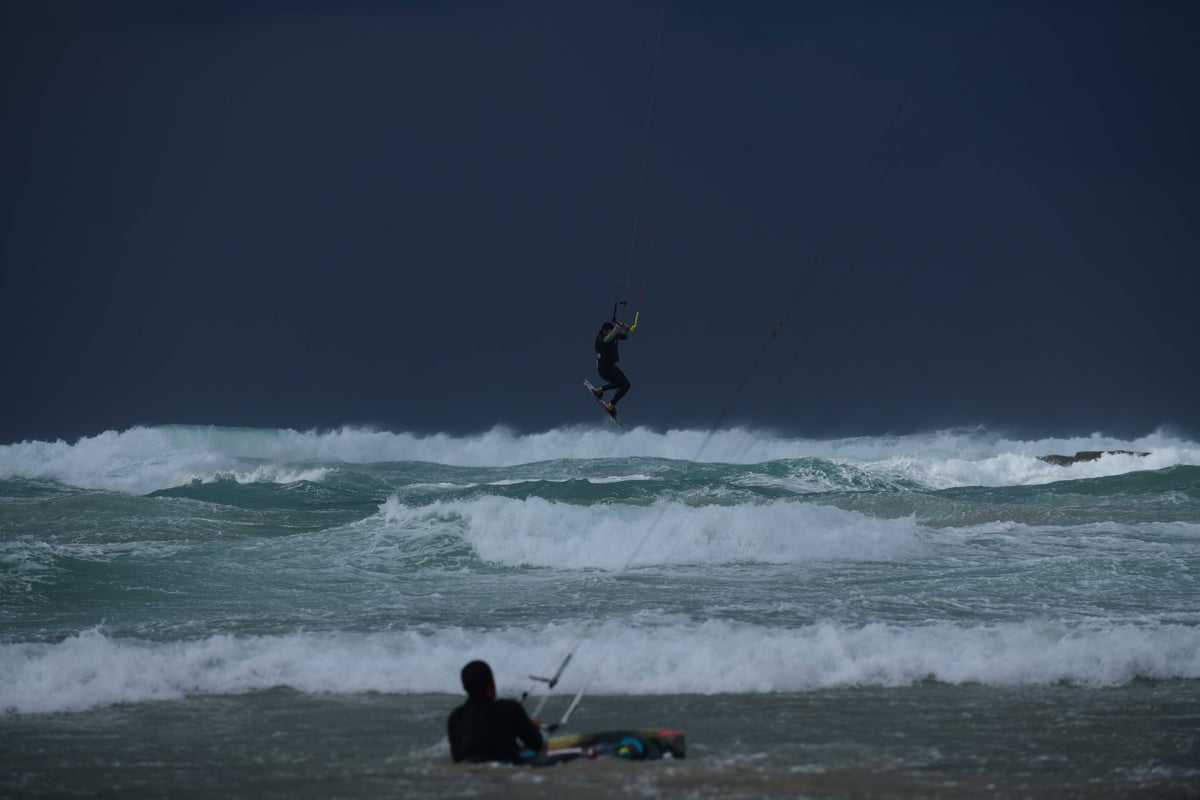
[
  {"left": 1, "top": 424, "right": 1195, "bottom": 495},
  {"left": 6, "top": 621, "right": 1198, "bottom": 715}
]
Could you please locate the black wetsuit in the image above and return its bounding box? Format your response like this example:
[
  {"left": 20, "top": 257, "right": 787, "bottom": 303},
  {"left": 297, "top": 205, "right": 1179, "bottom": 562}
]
[
  {"left": 447, "top": 696, "right": 544, "bottom": 764},
  {"left": 595, "top": 330, "right": 631, "bottom": 406}
]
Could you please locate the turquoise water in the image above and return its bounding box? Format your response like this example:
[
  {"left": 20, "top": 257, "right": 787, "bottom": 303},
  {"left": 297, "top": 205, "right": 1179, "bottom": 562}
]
[{"left": 2, "top": 424, "right": 1199, "bottom": 797}]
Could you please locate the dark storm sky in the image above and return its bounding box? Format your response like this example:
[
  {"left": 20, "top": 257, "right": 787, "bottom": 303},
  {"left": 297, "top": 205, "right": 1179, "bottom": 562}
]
[{"left": 2, "top": 0, "right": 1197, "bottom": 444}]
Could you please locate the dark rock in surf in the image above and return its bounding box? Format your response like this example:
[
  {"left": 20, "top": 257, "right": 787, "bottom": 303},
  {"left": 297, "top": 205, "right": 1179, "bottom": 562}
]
[{"left": 1037, "top": 450, "right": 1150, "bottom": 466}]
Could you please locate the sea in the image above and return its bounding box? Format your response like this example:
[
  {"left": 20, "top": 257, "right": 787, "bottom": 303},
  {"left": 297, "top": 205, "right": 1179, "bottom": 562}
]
[{"left": 2, "top": 424, "right": 1198, "bottom": 799}]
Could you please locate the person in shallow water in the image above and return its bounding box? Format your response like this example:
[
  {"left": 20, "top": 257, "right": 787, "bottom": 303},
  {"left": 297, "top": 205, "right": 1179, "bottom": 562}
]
[
  {"left": 593, "top": 320, "right": 633, "bottom": 415},
  {"left": 447, "top": 660, "right": 545, "bottom": 764}
]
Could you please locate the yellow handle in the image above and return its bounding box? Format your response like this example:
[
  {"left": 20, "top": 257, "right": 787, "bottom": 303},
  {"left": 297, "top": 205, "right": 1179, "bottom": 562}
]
[{"left": 629, "top": 311, "right": 640, "bottom": 331}]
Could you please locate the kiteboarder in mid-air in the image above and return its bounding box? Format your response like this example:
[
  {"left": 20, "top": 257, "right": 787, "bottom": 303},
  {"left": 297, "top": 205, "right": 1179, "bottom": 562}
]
[{"left": 592, "top": 319, "right": 633, "bottom": 417}]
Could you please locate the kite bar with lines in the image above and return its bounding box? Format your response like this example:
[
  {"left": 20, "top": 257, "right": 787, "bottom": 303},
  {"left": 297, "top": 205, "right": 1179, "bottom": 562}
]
[
  {"left": 611, "top": 299, "right": 626, "bottom": 323},
  {"left": 526, "top": 654, "right": 572, "bottom": 694}
]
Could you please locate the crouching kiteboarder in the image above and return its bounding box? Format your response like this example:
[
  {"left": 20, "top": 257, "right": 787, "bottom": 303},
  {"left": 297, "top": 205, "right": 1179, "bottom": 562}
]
[{"left": 447, "top": 660, "right": 545, "bottom": 764}]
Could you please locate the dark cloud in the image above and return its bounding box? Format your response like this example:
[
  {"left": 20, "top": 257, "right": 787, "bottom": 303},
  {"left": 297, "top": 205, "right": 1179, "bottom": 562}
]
[{"left": 3, "top": 1, "right": 1197, "bottom": 443}]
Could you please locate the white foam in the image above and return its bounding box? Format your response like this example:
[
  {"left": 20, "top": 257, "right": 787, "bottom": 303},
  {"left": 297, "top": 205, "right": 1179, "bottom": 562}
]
[
  {"left": 5, "top": 620, "right": 1198, "bottom": 715},
  {"left": 873, "top": 447, "right": 1191, "bottom": 489},
  {"left": 1, "top": 424, "right": 1196, "bottom": 495},
  {"left": 223, "top": 465, "right": 331, "bottom": 485},
  {"left": 378, "top": 495, "right": 922, "bottom": 568}
]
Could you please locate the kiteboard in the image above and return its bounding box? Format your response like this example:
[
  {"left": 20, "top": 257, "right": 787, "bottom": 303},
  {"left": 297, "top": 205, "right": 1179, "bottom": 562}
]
[
  {"left": 527, "top": 728, "right": 685, "bottom": 766},
  {"left": 583, "top": 379, "right": 622, "bottom": 428}
]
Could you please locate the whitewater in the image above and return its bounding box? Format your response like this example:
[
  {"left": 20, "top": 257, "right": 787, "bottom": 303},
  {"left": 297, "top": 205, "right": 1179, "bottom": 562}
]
[{"left": 2, "top": 423, "right": 1199, "bottom": 799}]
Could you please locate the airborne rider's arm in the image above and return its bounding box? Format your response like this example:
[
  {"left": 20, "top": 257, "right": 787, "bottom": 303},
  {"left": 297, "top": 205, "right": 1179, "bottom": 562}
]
[{"left": 603, "top": 324, "right": 631, "bottom": 343}]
